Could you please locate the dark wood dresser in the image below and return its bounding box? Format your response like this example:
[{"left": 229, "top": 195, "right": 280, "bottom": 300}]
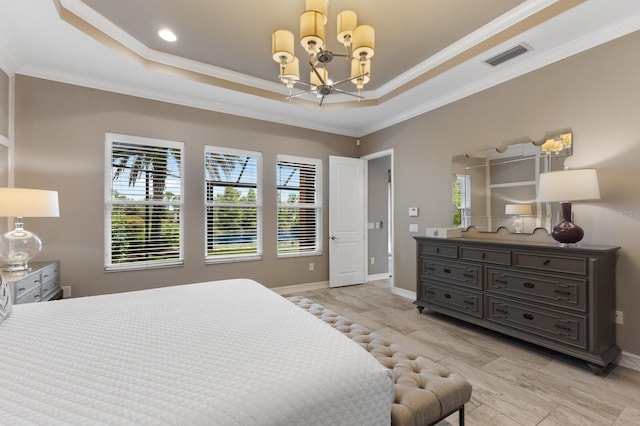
[{"left": 414, "top": 237, "right": 620, "bottom": 372}]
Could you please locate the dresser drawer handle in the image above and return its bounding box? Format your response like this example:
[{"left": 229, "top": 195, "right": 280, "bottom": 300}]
[
  {"left": 522, "top": 313, "right": 534, "bottom": 321},
  {"left": 463, "top": 300, "right": 474, "bottom": 305},
  {"left": 443, "top": 268, "right": 451, "bottom": 274},
  {"left": 482, "top": 252, "right": 487, "bottom": 259},
  {"left": 425, "top": 289, "right": 435, "bottom": 295},
  {"left": 425, "top": 267, "right": 435, "bottom": 271},
  {"left": 495, "top": 308, "right": 509, "bottom": 315},
  {"left": 494, "top": 279, "right": 507, "bottom": 285},
  {"left": 523, "top": 282, "right": 535, "bottom": 289},
  {"left": 18, "top": 287, "right": 26, "bottom": 292},
  {"left": 555, "top": 324, "right": 572, "bottom": 332},
  {"left": 444, "top": 293, "right": 452, "bottom": 299},
  {"left": 554, "top": 289, "right": 571, "bottom": 295},
  {"left": 463, "top": 273, "right": 474, "bottom": 278},
  {"left": 543, "top": 259, "right": 550, "bottom": 265},
  {"left": 436, "top": 248, "right": 440, "bottom": 253}
]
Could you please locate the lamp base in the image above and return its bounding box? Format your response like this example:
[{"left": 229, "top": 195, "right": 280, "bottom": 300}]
[
  {"left": 0, "top": 219, "right": 42, "bottom": 272},
  {"left": 551, "top": 202, "right": 584, "bottom": 245}
]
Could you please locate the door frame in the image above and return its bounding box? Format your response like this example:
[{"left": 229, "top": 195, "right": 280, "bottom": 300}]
[{"left": 361, "top": 148, "right": 394, "bottom": 291}]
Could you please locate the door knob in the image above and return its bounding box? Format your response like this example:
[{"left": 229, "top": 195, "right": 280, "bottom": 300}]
[{"left": 330, "top": 236, "right": 338, "bottom": 240}]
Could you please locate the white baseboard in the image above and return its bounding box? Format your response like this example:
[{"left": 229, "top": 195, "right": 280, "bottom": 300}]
[
  {"left": 392, "top": 287, "right": 416, "bottom": 300},
  {"left": 272, "top": 281, "right": 329, "bottom": 295},
  {"left": 616, "top": 351, "right": 640, "bottom": 372},
  {"left": 367, "top": 273, "right": 391, "bottom": 281}
]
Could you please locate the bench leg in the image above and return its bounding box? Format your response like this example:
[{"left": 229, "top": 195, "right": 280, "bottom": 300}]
[{"left": 459, "top": 405, "right": 465, "bottom": 426}]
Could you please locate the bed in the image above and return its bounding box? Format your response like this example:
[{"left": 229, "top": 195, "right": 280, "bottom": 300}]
[{"left": 0, "top": 279, "right": 394, "bottom": 425}]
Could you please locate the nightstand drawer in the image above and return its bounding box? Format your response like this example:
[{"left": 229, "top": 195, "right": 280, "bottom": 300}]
[
  {"left": 12, "top": 274, "right": 42, "bottom": 302},
  {"left": 514, "top": 252, "right": 586, "bottom": 275},
  {"left": 487, "top": 268, "right": 587, "bottom": 312},
  {"left": 16, "top": 285, "right": 42, "bottom": 304},
  {"left": 41, "top": 264, "right": 60, "bottom": 299}
]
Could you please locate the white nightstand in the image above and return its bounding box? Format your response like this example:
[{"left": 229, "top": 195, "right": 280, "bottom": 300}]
[{"left": 0, "top": 261, "right": 62, "bottom": 304}]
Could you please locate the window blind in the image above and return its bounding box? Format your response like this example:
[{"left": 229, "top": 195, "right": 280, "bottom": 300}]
[
  {"left": 105, "top": 134, "right": 183, "bottom": 271},
  {"left": 277, "top": 155, "right": 322, "bottom": 256},
  {"left": 205, "top": 147, "right": 262, "bottom": 261}
]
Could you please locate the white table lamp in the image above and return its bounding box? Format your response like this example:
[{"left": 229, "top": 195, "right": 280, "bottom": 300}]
[
  {"left": 505, "top": 204, "right": 532, "bottom": 233},
  {"left": 0, "top": 188, "right": 60, "bottom": 271}
]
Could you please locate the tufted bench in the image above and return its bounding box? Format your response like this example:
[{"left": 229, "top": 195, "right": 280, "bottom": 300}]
[{"left": 287, "top": 296, "right": 472, "bottom": 426}]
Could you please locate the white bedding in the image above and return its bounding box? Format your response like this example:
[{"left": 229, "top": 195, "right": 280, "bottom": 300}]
[{"left": 0, "top": 279, "right": 393, "bottom": 425}]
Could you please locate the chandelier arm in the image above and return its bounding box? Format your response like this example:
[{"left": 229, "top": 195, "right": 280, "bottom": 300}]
[
  {"left": 332, "top": 88, "right": 364, "bottom": 99},
  {"left": 286, "top": 89, "right": 316, "bottom": 99},
  {"left": 290, "top": 79, "right": 315, "bottom": 87},
  {"left": 309, "top": 61, "right": 327, "bottom": 86}
]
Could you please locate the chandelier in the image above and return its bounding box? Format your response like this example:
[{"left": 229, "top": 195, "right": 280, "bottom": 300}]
[{"left": 271, "top": 0, "right": 375, "bottom": 107}]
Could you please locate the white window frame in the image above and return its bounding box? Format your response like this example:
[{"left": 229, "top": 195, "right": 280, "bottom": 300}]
[
  {"left": 204, "top": 146, "right": 263, "bottom": 263},
  {"left": 276, "top": 154, "right": 322, "bottom": 258},
  {"left": 104, "top": 133, "right": 184, "bottom": 271}
]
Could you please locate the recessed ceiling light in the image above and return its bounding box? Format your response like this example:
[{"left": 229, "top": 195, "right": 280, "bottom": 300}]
[{"left": 158, "top": 28, "right": 177, "bottom": 42}]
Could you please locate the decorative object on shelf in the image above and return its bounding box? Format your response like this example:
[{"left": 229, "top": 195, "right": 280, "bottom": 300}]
[
  {"left": 504, "top": 204, "right": 532, "bottom": 233},
  {"left": 0, "top": 188, "right": 60, "bottom": 271},
  {"left": 271, "top": 0, "right": 375, "bottom": 107},
  {"left": 538, "top": 169, "right": 600, "bottom": 245}
]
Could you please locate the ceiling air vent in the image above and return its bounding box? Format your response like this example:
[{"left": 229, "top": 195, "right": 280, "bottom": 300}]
[{"left": 484, "top": 44, "right": 530, "bottom": 67}]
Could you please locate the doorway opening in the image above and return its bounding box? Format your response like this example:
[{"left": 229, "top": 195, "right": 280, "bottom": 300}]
[{"left": 362, "top": 149, "right": 394, "bottom": 290}]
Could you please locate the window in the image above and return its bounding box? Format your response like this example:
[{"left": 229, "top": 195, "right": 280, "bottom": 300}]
[
  {"left": 205, "top": 146, "right": 262, "bottom": 262},
  {"left": 105, "top": 134, "right": 183, "bottom": 271},
  {"left": 277, "top": 155, "right": 322, "bottom": 257},
  {"left": 452, "top": 174, "right": 471, "bottom": 228}
]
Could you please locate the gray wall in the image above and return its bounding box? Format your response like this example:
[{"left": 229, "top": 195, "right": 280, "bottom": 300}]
[
  {"left": 360, "top": 31, "right": 640, "bottom": 356},
  {"left": 368, "top": 156, "right": 390, "bottom": 276},
  {"left": 14, "top": 76, "right": 357, "bottom": 297}
]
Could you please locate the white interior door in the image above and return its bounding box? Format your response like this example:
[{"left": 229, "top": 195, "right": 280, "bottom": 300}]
[{"left": 329, "top": 155, "right": 366, "bottom": 287}]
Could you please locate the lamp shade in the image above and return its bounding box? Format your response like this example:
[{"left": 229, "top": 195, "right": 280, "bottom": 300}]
[
  {"left": 337, "top": 10, "right": 357, "bottom": 45},
  {"left": 538, "top": 169, "right": 600, "bottom": 202},
  {"left": 300, "top": 10, "right": 325, "bottom": 54},
  {"left": 505, "top": 204, "right": 532, "bottom": 215},
  {"left": 0, "top": 188, "right": 60, "bottom": 218},
  {"left": 272, "top": 29, "right": 295, "bottom": 64},
  {"left": 352, "top": 25, "right": 375, "bottom": 59}
]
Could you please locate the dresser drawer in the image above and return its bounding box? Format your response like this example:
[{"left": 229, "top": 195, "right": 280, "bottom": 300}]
[
  {"left": 460, "top": 247, "right": 511, "bottom": 265},
  {"left": 419, "top": 242, "right": 458, "bottom": 259},
  {"left": 422, "top": 259, "right": 481, "bottom": 289},
  {"left": 486, "top": 295, "right": 587, "bottom": 350},
  {"left": 487, "top": 268, "right": 587, "bottom": 312},
  {"left": 514, "top": 252, "right": 587, "bottom": 275},
  {"left": 422, "top": 282, "right": 482, "bottom": 318},
  {"left": 12, "top": 274, "right": 42, "bottom": 303}
]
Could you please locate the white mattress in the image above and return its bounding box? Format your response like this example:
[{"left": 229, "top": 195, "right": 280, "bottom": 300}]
[{"left": 0, "top": 279, "right": 393, "bottom": 425}]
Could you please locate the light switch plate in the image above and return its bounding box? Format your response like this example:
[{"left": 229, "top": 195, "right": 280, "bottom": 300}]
[
  {"left": 409, "top": 224, "right": 418, "bottom": 232},
  {"left": 408, "top": 207, "right": 419, "bottom": 217}
]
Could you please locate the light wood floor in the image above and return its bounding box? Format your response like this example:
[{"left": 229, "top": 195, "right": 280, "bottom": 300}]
[{"left": 282, "top": 279, "right": 640, "bottom": 426}]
